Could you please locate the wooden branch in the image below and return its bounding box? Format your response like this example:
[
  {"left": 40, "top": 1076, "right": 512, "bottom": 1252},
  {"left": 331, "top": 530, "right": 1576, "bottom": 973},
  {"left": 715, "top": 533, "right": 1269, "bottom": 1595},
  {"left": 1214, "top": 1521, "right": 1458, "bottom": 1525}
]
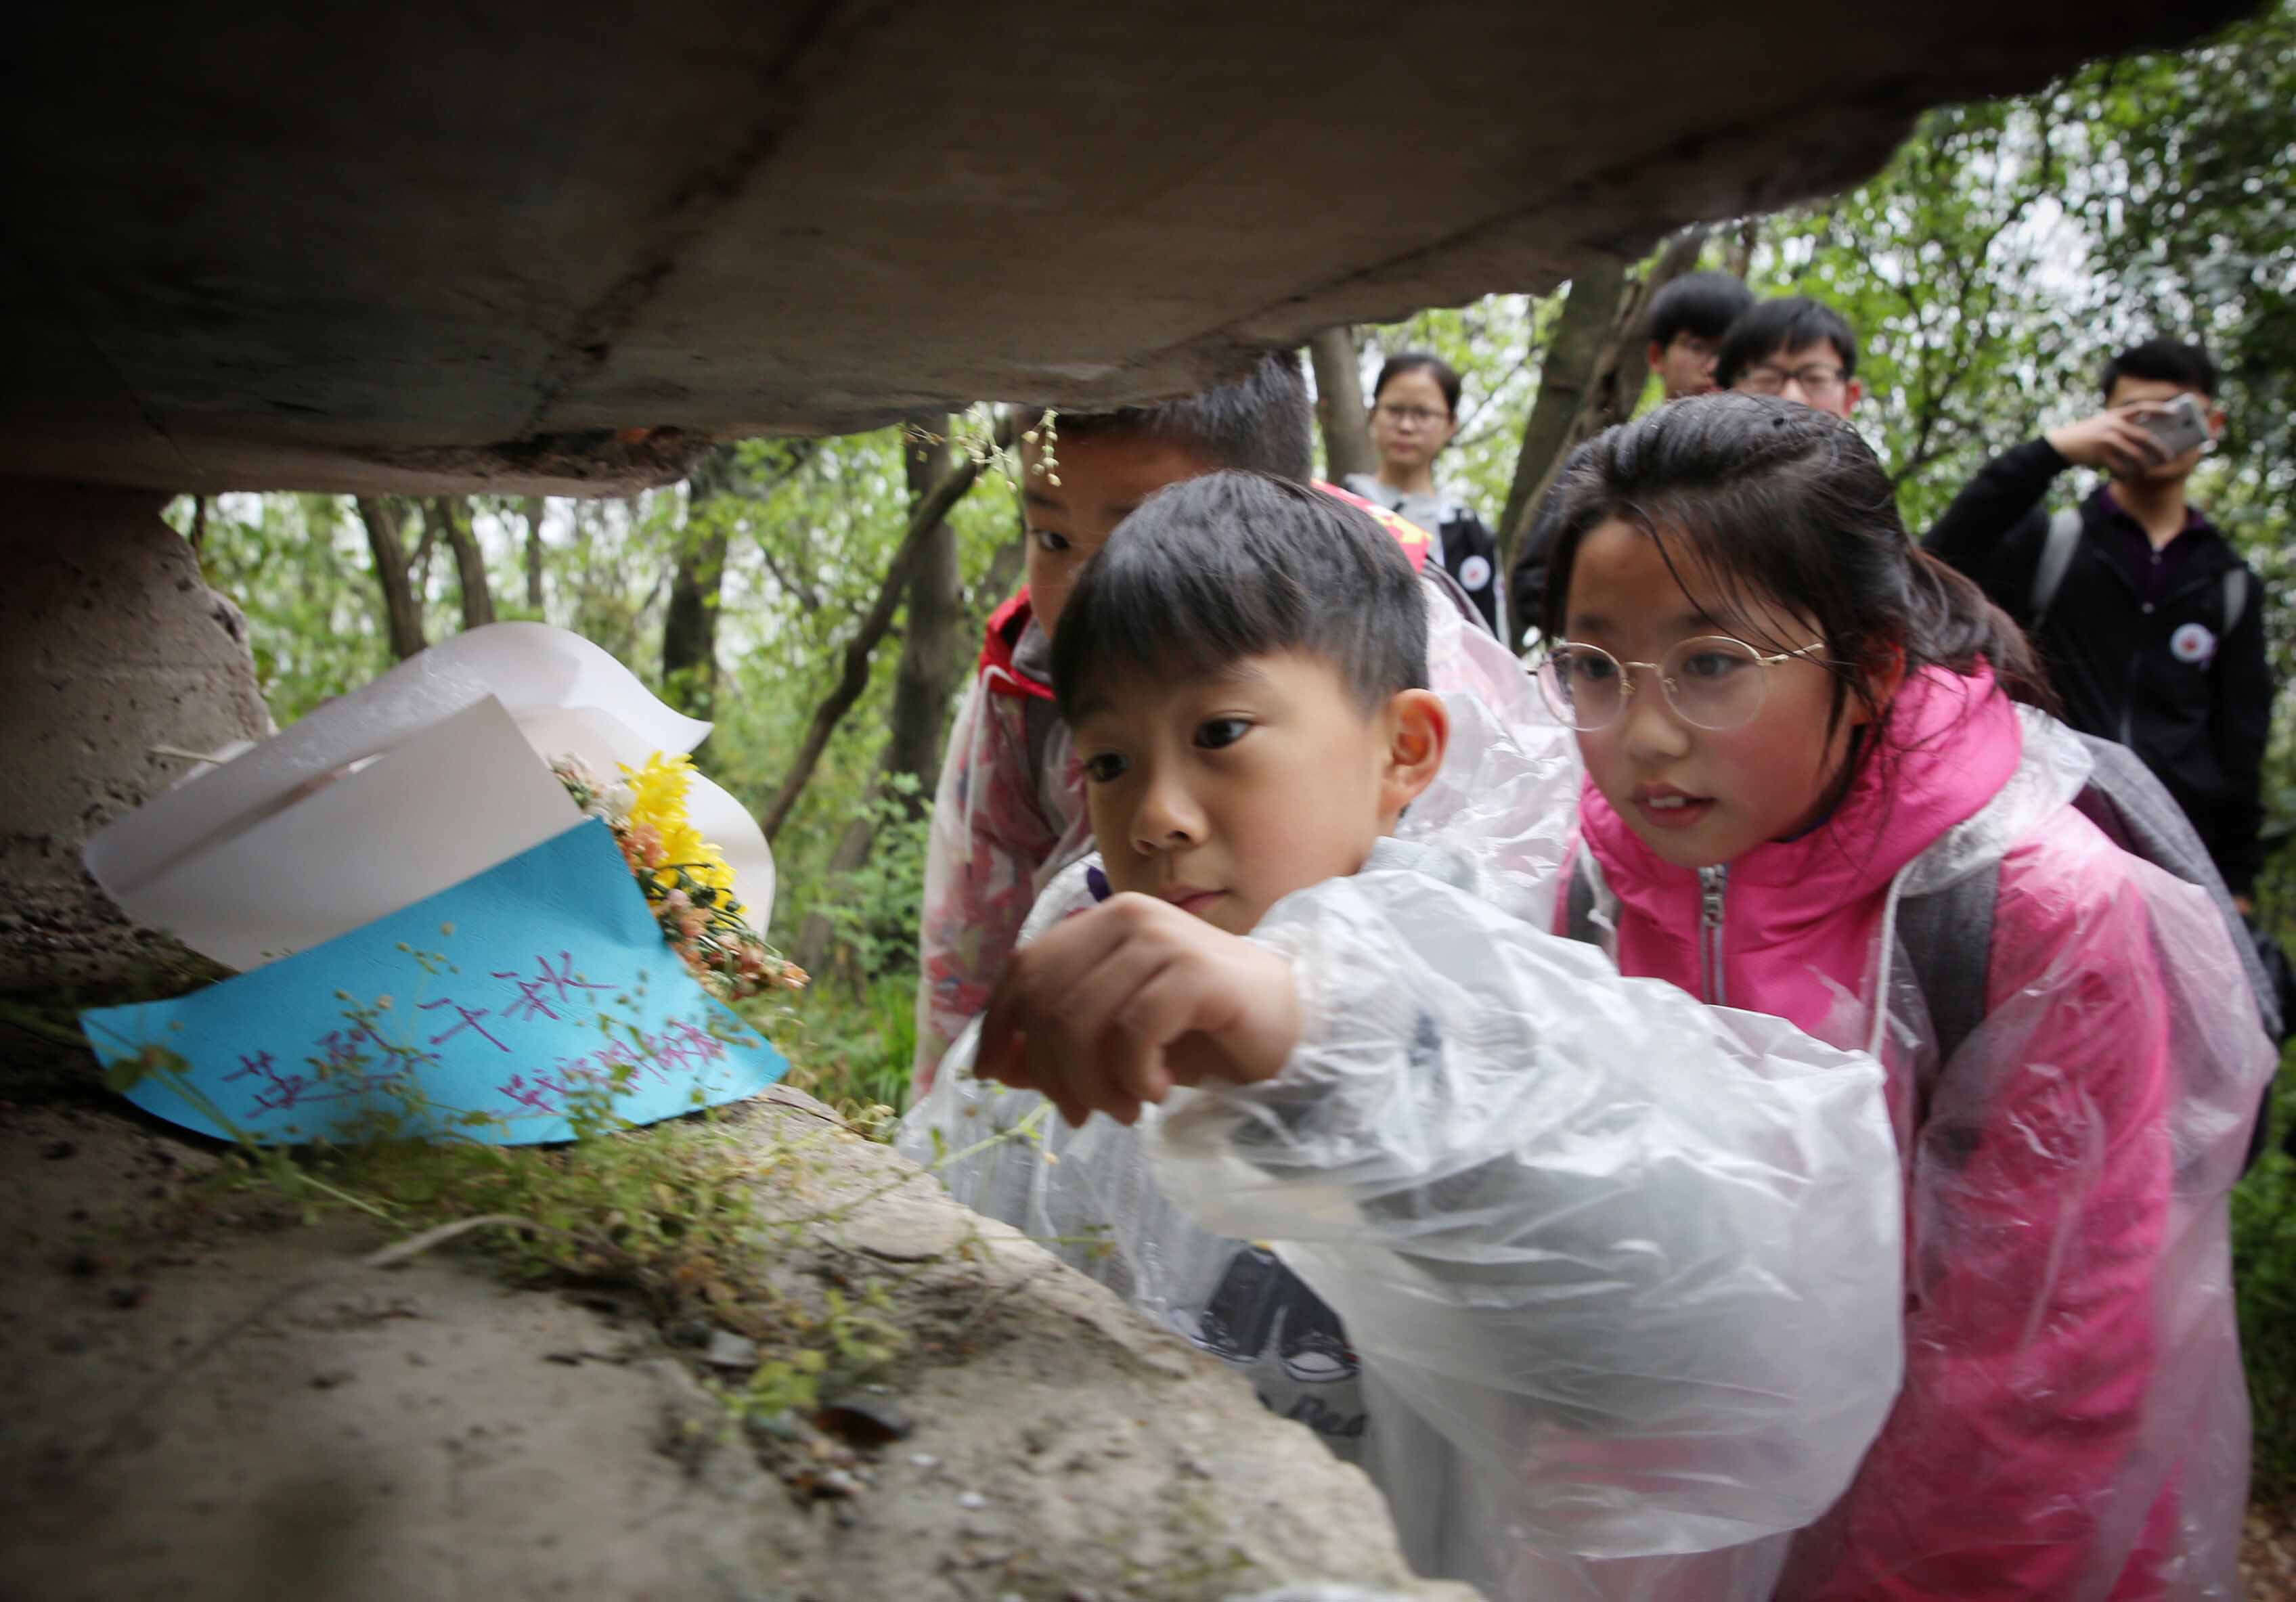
[{"left": 759, "top": 444, "right": 991, "bottom": 842}]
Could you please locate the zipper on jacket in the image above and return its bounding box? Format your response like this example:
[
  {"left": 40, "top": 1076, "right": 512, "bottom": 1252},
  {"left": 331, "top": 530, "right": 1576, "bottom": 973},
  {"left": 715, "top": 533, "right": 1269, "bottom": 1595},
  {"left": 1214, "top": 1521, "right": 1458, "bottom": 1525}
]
[{"left": 1698, "top": 865, "right": 1729, "bottom": 1006}]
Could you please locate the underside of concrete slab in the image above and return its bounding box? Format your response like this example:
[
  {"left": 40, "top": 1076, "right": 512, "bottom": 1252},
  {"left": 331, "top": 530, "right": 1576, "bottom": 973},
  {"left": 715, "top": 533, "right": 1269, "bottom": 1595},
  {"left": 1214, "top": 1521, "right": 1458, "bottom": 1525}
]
[{"left": 0, "top": 0, "right": 2253, "bottom": 495}]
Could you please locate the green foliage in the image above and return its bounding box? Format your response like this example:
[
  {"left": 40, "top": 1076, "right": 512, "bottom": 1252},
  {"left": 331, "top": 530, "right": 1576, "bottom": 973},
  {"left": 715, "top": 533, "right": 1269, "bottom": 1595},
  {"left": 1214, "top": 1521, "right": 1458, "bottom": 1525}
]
[
  {"left": 1751, "top": 100, "right": 2081, "bottom": 531},
  {"left": 2233, "top": 1062, "right": 2296, "bottom": 1502},
  {"left": 770, "top": 974, "right": 919, "bottom": 1132},
  {"left": 171, "top": 493, "right": 394, "bottom": 724},
  {"left": 797, "top": 774, "right": 933, "bottom": 981}
]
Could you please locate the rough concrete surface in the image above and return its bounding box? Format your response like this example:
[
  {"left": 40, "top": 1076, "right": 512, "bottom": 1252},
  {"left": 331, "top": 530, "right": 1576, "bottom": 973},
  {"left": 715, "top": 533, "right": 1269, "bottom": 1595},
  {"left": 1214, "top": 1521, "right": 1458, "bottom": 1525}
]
[
  {"left": 0, "top": 0, "right": 2254, "bottom": 494},
  {"left": 0, "top": 479, "right": 269, "bottom": 995},
  {"left": 0, "top": 1088, "right": 1477, "bottom": 1602}
]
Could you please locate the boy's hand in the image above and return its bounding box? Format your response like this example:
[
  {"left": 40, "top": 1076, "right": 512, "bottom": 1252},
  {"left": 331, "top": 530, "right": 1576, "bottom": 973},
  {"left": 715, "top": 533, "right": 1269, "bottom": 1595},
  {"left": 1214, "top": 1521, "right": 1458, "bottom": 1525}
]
[
  {"left": 977, "top": 892, "right": 1300, "bottom": 1128},
  {"left": 2046, "top": 407, "right": 2171, "bottom": 479}
]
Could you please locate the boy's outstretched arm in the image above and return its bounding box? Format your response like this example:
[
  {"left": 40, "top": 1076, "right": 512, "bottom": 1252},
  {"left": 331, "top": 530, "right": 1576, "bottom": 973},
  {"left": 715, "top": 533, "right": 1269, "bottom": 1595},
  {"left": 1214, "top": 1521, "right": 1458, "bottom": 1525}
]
[{"left": 1120, "top": 854, "right": 1905, "bottom": 1563}]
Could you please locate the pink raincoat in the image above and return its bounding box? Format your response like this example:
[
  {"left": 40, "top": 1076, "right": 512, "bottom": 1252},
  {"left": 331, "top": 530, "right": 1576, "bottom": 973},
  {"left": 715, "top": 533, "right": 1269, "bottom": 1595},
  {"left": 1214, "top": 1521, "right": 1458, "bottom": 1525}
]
[{"left": 1576, "top": 666, "right": 2268, "bottom": 1599}]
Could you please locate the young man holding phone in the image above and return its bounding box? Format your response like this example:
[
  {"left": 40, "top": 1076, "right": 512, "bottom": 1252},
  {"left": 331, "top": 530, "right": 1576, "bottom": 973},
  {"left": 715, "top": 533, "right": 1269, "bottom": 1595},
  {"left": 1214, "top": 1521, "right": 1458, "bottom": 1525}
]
[{"left": 1925, "top": 337, "right": 2271, "bottom": 904}]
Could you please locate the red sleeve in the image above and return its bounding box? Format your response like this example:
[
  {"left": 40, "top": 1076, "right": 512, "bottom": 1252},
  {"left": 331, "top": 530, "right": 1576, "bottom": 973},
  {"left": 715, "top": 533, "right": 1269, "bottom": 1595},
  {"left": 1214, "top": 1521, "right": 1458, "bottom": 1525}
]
[{"left": 911, "top": 674, "right": 1061, "bottom": 1093}]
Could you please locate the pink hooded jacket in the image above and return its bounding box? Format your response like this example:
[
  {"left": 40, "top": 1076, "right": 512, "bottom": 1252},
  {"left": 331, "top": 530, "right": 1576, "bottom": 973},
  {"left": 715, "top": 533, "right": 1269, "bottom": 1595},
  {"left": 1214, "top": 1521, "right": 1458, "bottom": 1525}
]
[{"left": 1578, "top": 667, "right": 2257, "bottom": 1600}]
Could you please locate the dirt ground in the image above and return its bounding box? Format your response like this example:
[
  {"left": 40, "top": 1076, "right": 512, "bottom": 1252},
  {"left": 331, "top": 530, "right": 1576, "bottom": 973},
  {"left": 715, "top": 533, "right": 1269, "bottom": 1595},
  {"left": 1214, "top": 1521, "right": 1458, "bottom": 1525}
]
[
  {"left": 7, "top": 1080, "right": 2289, "bottom": 1601},
  {"left": 2249, "top": 1498, "right": 2296, "bottom": 1599},
  {"left": 0, "top": 1094, "right": 1474, "bottom": 1602}
]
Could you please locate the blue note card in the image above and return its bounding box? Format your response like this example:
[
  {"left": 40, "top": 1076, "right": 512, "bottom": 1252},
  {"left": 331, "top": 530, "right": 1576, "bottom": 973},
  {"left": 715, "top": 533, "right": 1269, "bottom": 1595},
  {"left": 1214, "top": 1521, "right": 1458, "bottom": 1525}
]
[{"left": 81, "top": 820, "right": 789, "bottom": 1144}]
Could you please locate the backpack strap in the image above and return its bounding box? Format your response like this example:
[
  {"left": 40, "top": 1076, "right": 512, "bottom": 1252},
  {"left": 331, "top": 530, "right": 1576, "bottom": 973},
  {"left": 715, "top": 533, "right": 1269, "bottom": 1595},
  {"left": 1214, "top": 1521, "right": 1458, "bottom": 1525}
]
[
  {"left": 1897, "top": 866, "right": 2000, "bottom": 1077},
  {"left": 2029, "top": 506, "right": 2085, "bottom": 626},
  {"left": 2069, "top": 730, "right": 2280, "bottom": 1040},
  {"left": 1564, "top": 854, "right": 1601, "bottom": 947},
  {"left": 2223, "top": 566, "right": 2250, "bottom": 638}
]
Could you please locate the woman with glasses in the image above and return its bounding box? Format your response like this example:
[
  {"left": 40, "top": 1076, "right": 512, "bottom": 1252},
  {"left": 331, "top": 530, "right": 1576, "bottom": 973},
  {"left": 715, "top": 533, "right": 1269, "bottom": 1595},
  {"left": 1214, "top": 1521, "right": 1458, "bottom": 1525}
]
[
  {"left": 1344, "top": 351, "right": 1504, "bottom": 636},
  {"left": 1528, "top": 393, "right": 2270, "bottom": 1600}
]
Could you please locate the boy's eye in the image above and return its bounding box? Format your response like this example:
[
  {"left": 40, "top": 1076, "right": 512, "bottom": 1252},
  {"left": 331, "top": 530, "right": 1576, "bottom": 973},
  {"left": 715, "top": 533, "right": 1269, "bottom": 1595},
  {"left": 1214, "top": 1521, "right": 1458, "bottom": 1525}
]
[
  {"left": 1082, "top": 752, "right": 1128, "bottom": 784},
  {"left": 1194, "top": 717, "right": 1250, "bottom": 751},
  {"left": 1030, "top": 529, "right": 1071, "bottom": 554},
  {"left": 1677, "top": 650, "right": 1746, "bottom": 682}
]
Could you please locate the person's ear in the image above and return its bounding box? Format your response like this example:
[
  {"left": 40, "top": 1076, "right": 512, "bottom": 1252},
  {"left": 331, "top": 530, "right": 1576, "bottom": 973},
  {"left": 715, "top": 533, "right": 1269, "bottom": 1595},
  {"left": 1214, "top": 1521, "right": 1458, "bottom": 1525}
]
[
  {"left": 2208, "top": 403, "right": 2228, "bottom": 443},
  {"left": 1378, "top": 689, "right": 1450, "bottom": 824},
  {"left": 1847, "top": 640, "right": 1906, "bottom": 725},
  {"left": 1648, "top": 338, "right": 1666, "bottom": 372},
  {"left": 1842, "top": 378, "right": 1865, "bottom": 414}
]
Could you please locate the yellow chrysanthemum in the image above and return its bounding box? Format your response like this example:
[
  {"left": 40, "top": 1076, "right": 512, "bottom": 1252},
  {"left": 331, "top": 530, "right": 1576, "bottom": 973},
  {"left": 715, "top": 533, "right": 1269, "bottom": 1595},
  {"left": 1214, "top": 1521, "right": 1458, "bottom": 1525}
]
[{"left": 619, "top": 752, "right": 740, "bottom": 908}]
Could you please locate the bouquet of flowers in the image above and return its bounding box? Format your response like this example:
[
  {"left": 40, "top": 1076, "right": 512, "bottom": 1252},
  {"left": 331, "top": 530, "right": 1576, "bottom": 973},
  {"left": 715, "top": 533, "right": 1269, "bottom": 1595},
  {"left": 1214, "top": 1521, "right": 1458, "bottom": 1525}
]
[
  {"left": 552, "top": 752, "right": 807, "bottom": 1004},
  {"left": 78, "top": 622, "right": 803, "bottom": 1147}
]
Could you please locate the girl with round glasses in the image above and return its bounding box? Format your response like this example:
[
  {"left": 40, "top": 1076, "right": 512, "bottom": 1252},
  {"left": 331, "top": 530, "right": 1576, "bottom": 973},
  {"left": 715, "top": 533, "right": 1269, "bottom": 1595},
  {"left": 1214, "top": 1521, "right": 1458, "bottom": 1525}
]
[{"left": 1534, "top": 394, "right": 2272, "bottom": 1599}]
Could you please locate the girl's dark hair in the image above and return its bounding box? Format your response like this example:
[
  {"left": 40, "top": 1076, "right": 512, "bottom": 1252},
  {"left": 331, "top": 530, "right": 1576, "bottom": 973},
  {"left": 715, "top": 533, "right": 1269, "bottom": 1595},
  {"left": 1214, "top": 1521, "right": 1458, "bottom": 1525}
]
[
  {"left": 1537, "top": 395, "right": 2050, "bottom": 750},
  {"left": 1371, "top": 352, "right": 1462, "bottom": 419},
  {"left": 1050, "top": 471, "right": 1428, "bottom": 719}
]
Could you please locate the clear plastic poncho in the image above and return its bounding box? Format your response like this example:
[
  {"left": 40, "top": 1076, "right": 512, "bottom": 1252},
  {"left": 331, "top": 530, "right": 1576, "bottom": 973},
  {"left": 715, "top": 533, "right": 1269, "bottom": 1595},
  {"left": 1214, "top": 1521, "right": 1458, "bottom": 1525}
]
[
  {"left": 1784, "top": 709, "right": 2268, "bottom": 1599},
  {"left": 900, "top": 666, "right": 1909, "bottom": 1601}
]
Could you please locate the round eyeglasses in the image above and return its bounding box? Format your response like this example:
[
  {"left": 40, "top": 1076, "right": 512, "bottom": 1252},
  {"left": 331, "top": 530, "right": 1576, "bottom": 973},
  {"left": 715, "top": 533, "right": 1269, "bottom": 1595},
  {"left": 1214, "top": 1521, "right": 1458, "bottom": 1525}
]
[{"left": 1534, "top": 636, "right": 1828, "bottom": 732}]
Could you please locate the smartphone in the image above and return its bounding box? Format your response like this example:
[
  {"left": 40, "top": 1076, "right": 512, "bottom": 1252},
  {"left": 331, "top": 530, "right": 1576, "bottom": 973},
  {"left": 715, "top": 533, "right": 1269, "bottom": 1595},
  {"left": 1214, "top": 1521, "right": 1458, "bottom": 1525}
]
[{"left": 2140, "top": 393, "right": 2211, "bottom": 458}]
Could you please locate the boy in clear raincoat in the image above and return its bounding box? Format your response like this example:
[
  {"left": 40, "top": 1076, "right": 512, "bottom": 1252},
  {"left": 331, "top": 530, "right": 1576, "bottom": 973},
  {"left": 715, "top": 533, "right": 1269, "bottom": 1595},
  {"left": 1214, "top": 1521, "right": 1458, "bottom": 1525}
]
[
  {"left": 902, "top": 471, "right": 1912, "bottom": 1599},
  {"left": 912, "top": 353, "right": 1535, "bottom": 1096}
]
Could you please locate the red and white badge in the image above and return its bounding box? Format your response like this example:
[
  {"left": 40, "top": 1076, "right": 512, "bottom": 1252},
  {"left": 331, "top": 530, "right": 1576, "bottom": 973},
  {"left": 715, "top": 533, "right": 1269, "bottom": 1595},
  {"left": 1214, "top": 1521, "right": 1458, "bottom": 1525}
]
[{"left": 2170, "top": 621, "right": 2217, "bottom": 666}]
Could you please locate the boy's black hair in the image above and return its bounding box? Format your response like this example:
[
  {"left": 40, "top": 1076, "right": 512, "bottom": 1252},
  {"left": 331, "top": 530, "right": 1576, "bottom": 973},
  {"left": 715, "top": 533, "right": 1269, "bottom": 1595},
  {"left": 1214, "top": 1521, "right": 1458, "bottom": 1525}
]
[
  {"left": 1715, "top": 296, "right": 1859, "bottom": 388},
  {"left": 2101, "top": 337, "right": 2219, "bottom": 401},
  {"left": 1646, "top": 271, "right": 1757, "bottom": 349},
  {"left": 1372, "top": 351, "right": 1462, "bottom": 418},
  {"left": 1015, "top": 352, "right": 1313, "bottom": 482},
  {"left": 1050, "top": 471, "right": 1428, "bottom": 719}
]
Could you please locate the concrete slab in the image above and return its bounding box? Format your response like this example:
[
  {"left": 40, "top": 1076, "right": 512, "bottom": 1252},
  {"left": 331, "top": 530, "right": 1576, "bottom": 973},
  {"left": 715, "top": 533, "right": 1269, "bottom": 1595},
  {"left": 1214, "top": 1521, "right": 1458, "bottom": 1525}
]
[{"left": 0, "top": 0, "right": 2252, "bottom": 494}]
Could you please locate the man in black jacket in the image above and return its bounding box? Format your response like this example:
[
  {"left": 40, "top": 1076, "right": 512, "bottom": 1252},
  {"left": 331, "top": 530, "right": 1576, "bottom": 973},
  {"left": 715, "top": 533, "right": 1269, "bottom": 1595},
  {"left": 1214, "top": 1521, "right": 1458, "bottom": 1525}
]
[{"left": 1924, "top": 338, "right": 2272, "bottom": 902}]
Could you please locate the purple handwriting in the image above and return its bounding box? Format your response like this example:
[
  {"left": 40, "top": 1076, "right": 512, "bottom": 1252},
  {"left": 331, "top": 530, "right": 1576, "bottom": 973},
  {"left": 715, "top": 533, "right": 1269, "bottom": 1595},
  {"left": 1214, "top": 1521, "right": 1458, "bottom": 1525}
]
[
  {"left": 225, "top": 948, "right": 743, "bottom": 1125},
  {"left": 491, "top": 952, "right": 613, "bottom": 1023},
  {"left": 493, "top": 1017, "right": 731, "bottom": 1117},
  {"left": 418, "top": 997, "right": 508, "bottom": 1052},
  {"left": 226, "top": 1046, "right": 410, "bottom": 1115}
]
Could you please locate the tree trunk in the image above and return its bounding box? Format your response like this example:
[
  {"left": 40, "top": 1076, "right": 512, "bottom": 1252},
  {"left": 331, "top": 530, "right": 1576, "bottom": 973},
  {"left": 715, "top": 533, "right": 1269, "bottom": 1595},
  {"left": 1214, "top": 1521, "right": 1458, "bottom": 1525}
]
[
  {"left": 1725, "top": 218, "right": 1760, "bottom": 280},
  {"left": 885, "top": 416, "right": 965, "bottom": 807},
  {"left": 428, "top": 496, "right": 496, "bottom": 630},
  {"left": 1582, "top": 225, "right": 1712, "bottom": 435},
  {"left": 790, "top": 418, "right": 969, "bottom": 981},
  {"left": 521, "top": 495, "right": 546, "bottom": 612},
  {"left": 1497, "top": 261, "right": 1627, "bottom": 577},
  {"left": 760, "top": 445, "right": 988, "bottom": 842},
  {"left": 354, "top": 495, "right": 428, "bottom": 661},
  {"left": 974, "top": 529, "right": 1025, "bottom": 621},
  {"left": 662, "top": 447, "right": 743, "bottom": 723},
  {"left": 792, "top": 812, "right": 875, "bottom": 983},
  {"left": 1307, "top": 327, "right": 1376, "bottom": 484},
  {"left": 1496, "top": 231, "right": 1714, "bottom": 643}
]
